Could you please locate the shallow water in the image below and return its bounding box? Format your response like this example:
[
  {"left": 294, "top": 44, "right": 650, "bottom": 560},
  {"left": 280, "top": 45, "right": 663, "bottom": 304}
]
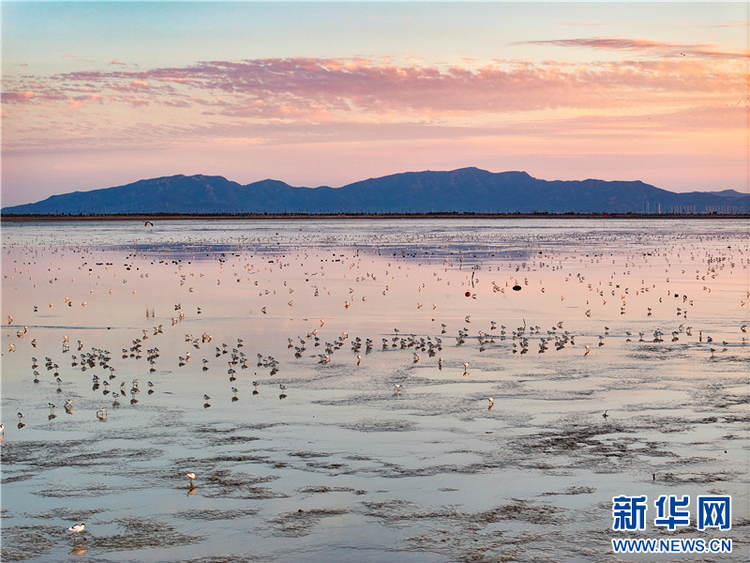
[{"left": 1, "top": 218, "right": 748, "bottom": 562}]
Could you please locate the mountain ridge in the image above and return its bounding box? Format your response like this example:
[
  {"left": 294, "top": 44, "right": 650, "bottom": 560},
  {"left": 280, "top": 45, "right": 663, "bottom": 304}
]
[{"left": 3, "top": 168, "right": 748, "bottom": 215}]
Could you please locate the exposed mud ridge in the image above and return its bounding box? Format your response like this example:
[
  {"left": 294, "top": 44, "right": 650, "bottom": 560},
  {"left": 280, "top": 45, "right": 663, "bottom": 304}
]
[
  {"left": 206, "top": 453, "right": 273, "bottom": 463},
  {"left": 401, "top": 530, "right": 537, "bottom": 563},
  {"left": 361, "top": 499, "right": 459, "bottom": 528},
  {"left": 192, "top": 468, "right": 286, "bottom": 500},
  {"left": 207, "top": 435, "right": 262, "bottom": 445},
  {"left": 362, "top": 497, "right": 568, "bottom": 562},
  {"left": 506, "top": 422, "right": 682, "bottom": 474},
  {"left": 706, "top": 354, "right": 750, "bottom": 365},
  {"left": 659, "top": 469, "right": 745, "bottom": 484},
  {"left": 24, "top": 507, "right": 109, "bottom": 521},
  {"left": 295, "top": 459, "right": 350, "bottom": 474},
  {"left": 297, "top": 485, "right": 355, "bottom": 494},
  {"left": 35, "top": 481, "right": 125, "bottom": 498},
  {"left": 171, "top": 454, "right": 273, "bottom": 477},
  {"left": 343, "top": 453, "right": 375, "bottom": 461},
  {"left": 730, "top": 517, "right": 750, "bottom": 528},
  {"left": 0, "top": 439, "right": 92, "bottom": 466},
  {"left": 174, "top": 508, "right": 259, "bottom": 521},
  {"left": 362, "top": 497, "right": 565, "bottom": 527},
  {"left": 289, "top": 450, "right": 332, "bottom": 458},
  {"left": 619, "top": 413, "right": 701, "bottom": 434},
  {"left": 0, "top": 524, "right": 65, "bottom": 562},
  {"left": 1, "top": 474, "right": 34, "bottom": 485},
  {"left": 628, "top": 343, "right": 695, "bottom": 360},
  {"left": 1, "top": 439, "right": 163, "bottom": 470},
  {"left": 474, "top": 499, "right": 566, "bottom": 526},
  {"left": 392, "top": 460, "right": 506, "bottom": 479},
  {"left": 195, "top": 422, "right": 285, "bottom": 434},
  {"left": 511, "top": 422, "right": 632, "bottom": 455},
  {"left": 269, "top": 507, "right": 349, "bottom": 537},
  {"left": 88, "top": 517, "right": 202, "bottom": 551},
  {"left": 296, "top": 485, "right": 368, "bottom": 495},
  {"left": 540, "top": 486, "right": 596, "bottom": 496},
  {"left": 181, "top": 557, "right": 262, "bottom": 563},
  {"left": 2, "top": 506, "right": 138, "bottom": 561},
  {"left": 343, "top": 419, "right": 419, "bottom": 432},
  {"left": 714, "top": 397, "right": 750, "bottom": 410},
  {"left": 201, "top": 485, "right": 289, "bottom": 500},
  {"left": 692, "top": 381, "right": 750, "bottom": 408}
]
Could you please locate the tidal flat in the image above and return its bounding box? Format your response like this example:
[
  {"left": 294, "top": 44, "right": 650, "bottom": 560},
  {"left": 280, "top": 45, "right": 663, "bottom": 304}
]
[{"left": 1, "top": 217, "right": 748, "bottom": 562}]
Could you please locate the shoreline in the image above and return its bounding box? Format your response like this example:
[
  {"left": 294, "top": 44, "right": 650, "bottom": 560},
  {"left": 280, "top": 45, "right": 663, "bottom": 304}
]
[{"left": 1, "top": 212, "right": 746, "bottom": 223}]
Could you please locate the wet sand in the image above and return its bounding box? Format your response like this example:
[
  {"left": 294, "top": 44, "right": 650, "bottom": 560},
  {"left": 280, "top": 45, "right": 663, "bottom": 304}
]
[{"left": 1, "top": 218, "right": 748, "bottom": 562}]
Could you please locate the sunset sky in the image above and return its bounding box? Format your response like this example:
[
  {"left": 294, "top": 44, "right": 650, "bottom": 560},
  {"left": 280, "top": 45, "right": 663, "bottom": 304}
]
[{"left": 2, "top": 1, "right": 748, "bottom": 207}]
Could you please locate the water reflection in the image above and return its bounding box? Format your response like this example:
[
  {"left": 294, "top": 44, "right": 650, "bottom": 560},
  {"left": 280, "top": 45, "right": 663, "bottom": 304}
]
[{"left": 1, "top": 218, "right": 748, "bottom": 562}]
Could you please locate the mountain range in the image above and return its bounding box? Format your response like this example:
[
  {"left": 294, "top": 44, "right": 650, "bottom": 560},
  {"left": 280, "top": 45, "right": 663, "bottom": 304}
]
[{"left": 2, "top": 167, "right": 748, "bottom": 215}]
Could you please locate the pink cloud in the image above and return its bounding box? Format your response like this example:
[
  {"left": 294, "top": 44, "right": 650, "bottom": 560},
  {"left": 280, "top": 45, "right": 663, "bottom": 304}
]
[
  {"left": 514, "top": 37, "right": 749, "bottom": 60},
  {"left": 110, "top": 79, "right": 153, "bottom": 93},
  {"left": 1, "top": 91, "right": 36, "bottom": 103},
  {"left": 3, "top": 47, "right": 744, "bottom": 121},
  {"left": 124, "top": 96, "right": 149, "bottom": 107}
]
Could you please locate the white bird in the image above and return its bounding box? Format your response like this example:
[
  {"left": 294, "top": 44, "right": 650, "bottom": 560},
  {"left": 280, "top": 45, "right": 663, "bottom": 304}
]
[{"left": 67, "top": 523, "right": 85, "bottom": 533}]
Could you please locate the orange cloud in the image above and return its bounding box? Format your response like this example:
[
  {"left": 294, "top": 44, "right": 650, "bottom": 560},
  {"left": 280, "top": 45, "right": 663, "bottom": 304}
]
[
  {"left": 514, "top": 37, "right": 749, "bottom": 60},
  {"left": 1, "top": 90, "right": 36, "bottom": 103},
  {"left": 3, "top": 45, "right": 744, "bottom": 122}
]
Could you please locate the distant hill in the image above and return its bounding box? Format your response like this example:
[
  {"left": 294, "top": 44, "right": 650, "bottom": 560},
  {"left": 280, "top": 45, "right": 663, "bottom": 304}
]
[{"left": 2, "top": 167, "right": 748, "bottom": 215}]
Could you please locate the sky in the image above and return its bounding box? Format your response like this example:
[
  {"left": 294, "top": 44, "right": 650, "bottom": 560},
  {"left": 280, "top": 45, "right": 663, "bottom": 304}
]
[{"left": 1, "top": 1, "right": 748, "bottom": 207}]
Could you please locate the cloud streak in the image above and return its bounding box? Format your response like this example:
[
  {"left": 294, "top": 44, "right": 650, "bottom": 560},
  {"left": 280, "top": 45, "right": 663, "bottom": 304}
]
[
  {"left": 3, "top": 47, "right": 745, "bottom": 122},
  {"left": 514, "top": 36, "right": 750, "bottom": 60}
]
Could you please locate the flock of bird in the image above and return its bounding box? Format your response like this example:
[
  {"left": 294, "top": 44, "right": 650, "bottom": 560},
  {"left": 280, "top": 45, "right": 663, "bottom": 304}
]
[
  {"left": 2, "top": 226, "right": 747, "bottom": 540},
  {"left": 5, "top": 290, "right": 744, "bottom": 434}
]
